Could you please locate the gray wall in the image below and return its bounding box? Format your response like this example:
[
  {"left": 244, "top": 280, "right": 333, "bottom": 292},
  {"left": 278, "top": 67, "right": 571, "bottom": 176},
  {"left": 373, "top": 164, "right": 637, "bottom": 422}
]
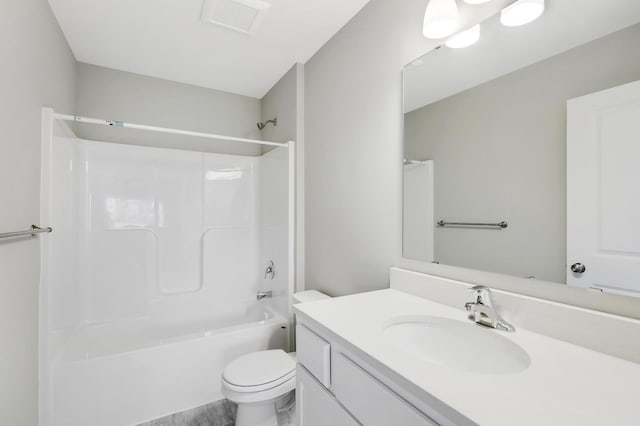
[
  {"left": 0, "top": 0, "right": 76, "bottom": 424},
  {"left": 303, "top": 0, "right": 509, "bottom": 296},
  {"left": 75, "top": 63, "right": 262, "bottom": 156},
  {"left": 261, "top": 64, "right": 299, "bottom": 148},
  {"left": 405, "top": 24, "right": 640, "bottom": 283}
]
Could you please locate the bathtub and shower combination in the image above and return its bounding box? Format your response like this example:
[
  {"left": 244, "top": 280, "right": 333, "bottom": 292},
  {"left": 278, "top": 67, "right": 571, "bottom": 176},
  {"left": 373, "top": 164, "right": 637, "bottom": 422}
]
[{"left": 39, "top": 108, "right": 295, "bottom": 425}]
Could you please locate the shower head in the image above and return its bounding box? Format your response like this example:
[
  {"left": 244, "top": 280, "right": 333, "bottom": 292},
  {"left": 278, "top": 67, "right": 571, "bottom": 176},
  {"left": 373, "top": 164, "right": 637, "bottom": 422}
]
[{"left": 257, "top": 118, "right": 277, "bottom": 131}]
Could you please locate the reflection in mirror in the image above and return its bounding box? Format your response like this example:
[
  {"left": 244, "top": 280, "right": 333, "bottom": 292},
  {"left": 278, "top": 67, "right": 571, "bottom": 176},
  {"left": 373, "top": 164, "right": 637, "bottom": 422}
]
[{"left": 402, "top": 0, "right": 640, "bottom": 297}]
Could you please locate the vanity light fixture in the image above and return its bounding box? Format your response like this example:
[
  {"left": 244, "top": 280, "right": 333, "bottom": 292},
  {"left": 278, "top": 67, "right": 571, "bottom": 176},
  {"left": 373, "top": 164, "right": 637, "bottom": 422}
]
[
  {"left": 500, "top": 0, "right": 545, "bottom": 27},
  {"left": 445, "top": 24, "right": 481, "bottom": 48},
  {"left": 423, "top": 0, "right": 459, "bottom": 39}
]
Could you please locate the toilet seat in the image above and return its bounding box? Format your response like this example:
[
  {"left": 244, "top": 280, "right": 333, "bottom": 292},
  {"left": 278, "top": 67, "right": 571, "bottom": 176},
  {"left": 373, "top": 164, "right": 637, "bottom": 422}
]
[
  {"left": 222, "top": 375, "right": 295, "bottom": 406},
  {"left": 222, "top": 349, "right": 296, "bottom": 393}
]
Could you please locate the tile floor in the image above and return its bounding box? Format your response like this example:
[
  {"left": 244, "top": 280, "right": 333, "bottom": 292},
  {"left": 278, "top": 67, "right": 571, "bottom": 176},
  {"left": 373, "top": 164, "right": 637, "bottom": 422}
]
[{"left": 137, "top": 398, "right": 296, "bottom": 426}]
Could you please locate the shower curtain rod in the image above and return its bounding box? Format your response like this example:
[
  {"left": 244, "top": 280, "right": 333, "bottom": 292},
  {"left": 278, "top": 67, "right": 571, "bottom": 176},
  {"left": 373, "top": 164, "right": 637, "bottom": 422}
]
[
  {"left": 53, "top": 113, "right": 290, "bottom": 147},
  {"left": 0, "top": 225, "right": 52, "bottom": 240}
]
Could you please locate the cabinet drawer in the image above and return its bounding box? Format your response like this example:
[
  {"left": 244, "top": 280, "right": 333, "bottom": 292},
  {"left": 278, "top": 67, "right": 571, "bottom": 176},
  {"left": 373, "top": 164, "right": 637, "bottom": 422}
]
[
  {"left": 332, "top": 352, "right": 437, "bottom": 426},
  {"left": 297, "top": 365, "right": 360, "bottom": 426},
  {"left": 296, "top": 324, "right": 331, "bottom": 387}
]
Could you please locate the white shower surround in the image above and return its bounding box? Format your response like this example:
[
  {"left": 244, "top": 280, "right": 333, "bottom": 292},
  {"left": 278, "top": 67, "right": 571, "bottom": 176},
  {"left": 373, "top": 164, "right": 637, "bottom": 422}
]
[{"left": 39, "top": 109, "right": 295, "bottom": 425}]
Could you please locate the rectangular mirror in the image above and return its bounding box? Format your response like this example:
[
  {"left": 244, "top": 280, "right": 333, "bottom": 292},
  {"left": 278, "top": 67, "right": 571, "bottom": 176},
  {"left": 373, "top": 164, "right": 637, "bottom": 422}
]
[{"left": 402, "top": 0, "right": 640, "bottom": 297}]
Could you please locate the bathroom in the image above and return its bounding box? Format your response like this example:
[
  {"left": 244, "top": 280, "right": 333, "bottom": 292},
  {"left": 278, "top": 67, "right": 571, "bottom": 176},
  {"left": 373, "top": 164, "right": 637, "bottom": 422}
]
[{"left": 1, "top": 0, "right": 639, "bottom": 425}]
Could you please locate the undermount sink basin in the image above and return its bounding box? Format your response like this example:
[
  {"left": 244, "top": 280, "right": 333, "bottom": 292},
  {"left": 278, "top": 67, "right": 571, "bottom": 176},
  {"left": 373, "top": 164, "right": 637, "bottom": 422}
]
[{"left": 383, "top": 316, "right": 530, "bottom": 375}]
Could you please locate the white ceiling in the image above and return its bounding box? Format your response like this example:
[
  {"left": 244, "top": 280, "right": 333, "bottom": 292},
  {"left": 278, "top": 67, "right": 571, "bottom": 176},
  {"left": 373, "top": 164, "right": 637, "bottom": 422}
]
[
  {"left": 48, "top": 0, "right": 371, "bottom": 98},
  {"left": 404, "top": 0, "right": 640, "bottom": 112}
]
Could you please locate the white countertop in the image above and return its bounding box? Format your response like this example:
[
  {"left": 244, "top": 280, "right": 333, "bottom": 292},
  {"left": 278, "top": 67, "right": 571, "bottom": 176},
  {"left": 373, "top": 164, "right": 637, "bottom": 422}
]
[{"left": 295, "top": 289, "right": 640, "bottom": 426}]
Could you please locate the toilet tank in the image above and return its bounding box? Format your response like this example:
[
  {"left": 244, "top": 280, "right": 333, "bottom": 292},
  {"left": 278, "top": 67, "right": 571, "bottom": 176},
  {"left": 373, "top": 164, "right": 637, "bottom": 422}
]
[{"left": 292, "top": 290, "right": 330, "bottom": 304}]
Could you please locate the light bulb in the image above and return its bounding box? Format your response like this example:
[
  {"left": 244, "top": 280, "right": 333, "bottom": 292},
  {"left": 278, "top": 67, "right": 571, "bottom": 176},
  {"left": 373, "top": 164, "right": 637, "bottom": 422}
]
[
  {"left": 500, "top": 0, "right": 545, "bottom": 27},
  {"left": 423, "top": 0, "right": 459, "bottom": 39},
  {"left": 445, "top": 24, "right": 481, "bottom": 49}
]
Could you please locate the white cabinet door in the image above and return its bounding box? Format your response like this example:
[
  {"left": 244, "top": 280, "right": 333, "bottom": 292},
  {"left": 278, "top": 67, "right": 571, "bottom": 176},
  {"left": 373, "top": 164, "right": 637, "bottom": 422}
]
[
  {"left": 296, "top": 365, "right": 360, "bottom": 426},
  {"left": 567, "top": 79, "right": 640, "bottom": 295},
  {"left": 296, "top": 325, "right": 331, "bottom": 387}
]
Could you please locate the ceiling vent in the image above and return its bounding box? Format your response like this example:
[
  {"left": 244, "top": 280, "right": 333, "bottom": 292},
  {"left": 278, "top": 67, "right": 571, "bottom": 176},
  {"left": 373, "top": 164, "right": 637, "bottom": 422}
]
[{"left": 201, "top": 0, "right": 272, "bottom": 35}]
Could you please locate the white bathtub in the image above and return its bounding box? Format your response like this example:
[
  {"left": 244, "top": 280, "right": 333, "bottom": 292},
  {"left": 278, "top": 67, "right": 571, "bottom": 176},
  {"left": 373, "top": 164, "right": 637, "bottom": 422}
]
[{"left": 48, "top": 303, "right": 290, "bottom": 426}]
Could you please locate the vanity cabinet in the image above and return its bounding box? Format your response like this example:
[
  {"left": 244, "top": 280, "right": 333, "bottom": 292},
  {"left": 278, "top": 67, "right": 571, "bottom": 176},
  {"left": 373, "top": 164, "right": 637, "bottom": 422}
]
[
  {"left": 297, "top": 364, "right": 359, "bottom": 426},
  {"left": 296, "top": 323, "right": 444, "bottom": 426},
  {"left": 296, "top": 322, "right": 331, "bottom": 387},
  {"left": 332, "top": 352, "right": 437, "bottom": 426}
]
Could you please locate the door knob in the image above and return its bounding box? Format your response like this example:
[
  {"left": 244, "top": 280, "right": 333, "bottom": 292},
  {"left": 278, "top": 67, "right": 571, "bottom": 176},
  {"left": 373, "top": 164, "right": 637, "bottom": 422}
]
[{"left": 570, "top": 263, "right": 586, "bottom": 273}]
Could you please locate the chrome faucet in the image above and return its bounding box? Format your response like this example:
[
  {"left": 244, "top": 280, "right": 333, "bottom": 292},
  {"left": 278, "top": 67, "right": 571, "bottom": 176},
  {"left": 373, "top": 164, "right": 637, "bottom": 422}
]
[
  {"left": 464, "top": 285, "right": 515, "bottom": 332},
  {"left": 256, "top": 291, "right": 273, "bottom": 301}
]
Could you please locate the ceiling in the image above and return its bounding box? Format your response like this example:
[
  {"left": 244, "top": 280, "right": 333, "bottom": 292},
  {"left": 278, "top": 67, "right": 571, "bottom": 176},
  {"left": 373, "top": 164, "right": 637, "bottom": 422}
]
[
  {"left": 404, "top": 0, "right": 640, "bottom": 112},
  {"left": 48, "top": 0, "right": 371, "bottom": 99}
]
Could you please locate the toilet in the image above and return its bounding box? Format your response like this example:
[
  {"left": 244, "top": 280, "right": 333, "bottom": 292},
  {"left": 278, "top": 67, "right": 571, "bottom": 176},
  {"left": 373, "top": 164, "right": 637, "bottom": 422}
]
[{"left": 221, "top": 290, "right": 329, "bottom": 426}]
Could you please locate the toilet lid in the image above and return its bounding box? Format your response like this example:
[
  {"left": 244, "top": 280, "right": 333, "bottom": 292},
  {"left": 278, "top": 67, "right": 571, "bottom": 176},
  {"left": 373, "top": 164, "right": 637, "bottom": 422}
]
[{"left": 223, "top": 349, "right": 295, "bottom": 391}]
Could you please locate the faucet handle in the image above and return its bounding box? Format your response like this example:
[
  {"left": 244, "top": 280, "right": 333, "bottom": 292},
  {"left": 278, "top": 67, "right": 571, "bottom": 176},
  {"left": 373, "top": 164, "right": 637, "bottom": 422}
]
[
  {"left": 468, "top": 285, "right": 489, "bottom": 292},
  {"left": 264, "top": 260, "right": 275, "bottom": 280},
  {"left": 468, "top": 285, "right": 493, "bottom": 305}
]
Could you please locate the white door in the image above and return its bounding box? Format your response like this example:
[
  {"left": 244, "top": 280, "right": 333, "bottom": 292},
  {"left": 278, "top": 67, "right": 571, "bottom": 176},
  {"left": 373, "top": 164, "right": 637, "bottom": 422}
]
[
  {"left": 567, "top": 79, "right": 640, "bottom": 296},
  {"left": 403, "top": 160, "right": 434, "bottom": 262}
]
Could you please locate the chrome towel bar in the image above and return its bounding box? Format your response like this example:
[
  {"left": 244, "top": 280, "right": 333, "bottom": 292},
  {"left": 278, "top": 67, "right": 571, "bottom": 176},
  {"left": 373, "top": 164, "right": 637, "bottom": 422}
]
[
  {"left": 437, "top": 220, "right": 508, "bottom": 229},
  {"left": 0, "top": 225, "right": 53, "bottom": 240}
]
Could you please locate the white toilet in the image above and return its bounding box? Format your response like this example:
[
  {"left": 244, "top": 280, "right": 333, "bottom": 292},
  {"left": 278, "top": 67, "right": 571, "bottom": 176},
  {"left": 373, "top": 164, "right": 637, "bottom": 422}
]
[{"left": 221, "top": 290, "right": 329, "bottom": 426}]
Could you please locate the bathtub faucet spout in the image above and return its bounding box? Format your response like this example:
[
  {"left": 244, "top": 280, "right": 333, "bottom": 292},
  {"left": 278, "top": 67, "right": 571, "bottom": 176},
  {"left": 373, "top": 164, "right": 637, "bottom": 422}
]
[{"left": 257, "top": 291, "right": 273, "bottom": 301}]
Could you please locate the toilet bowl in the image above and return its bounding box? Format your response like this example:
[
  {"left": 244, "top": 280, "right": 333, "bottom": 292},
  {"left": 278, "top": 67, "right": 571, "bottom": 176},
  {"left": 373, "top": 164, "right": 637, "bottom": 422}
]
[
  {"left": 222, "top": 349, "right": 296, "bottom": 426},
  {"left": 221, "top": 290, "right": 329, "bottom": 426}
]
